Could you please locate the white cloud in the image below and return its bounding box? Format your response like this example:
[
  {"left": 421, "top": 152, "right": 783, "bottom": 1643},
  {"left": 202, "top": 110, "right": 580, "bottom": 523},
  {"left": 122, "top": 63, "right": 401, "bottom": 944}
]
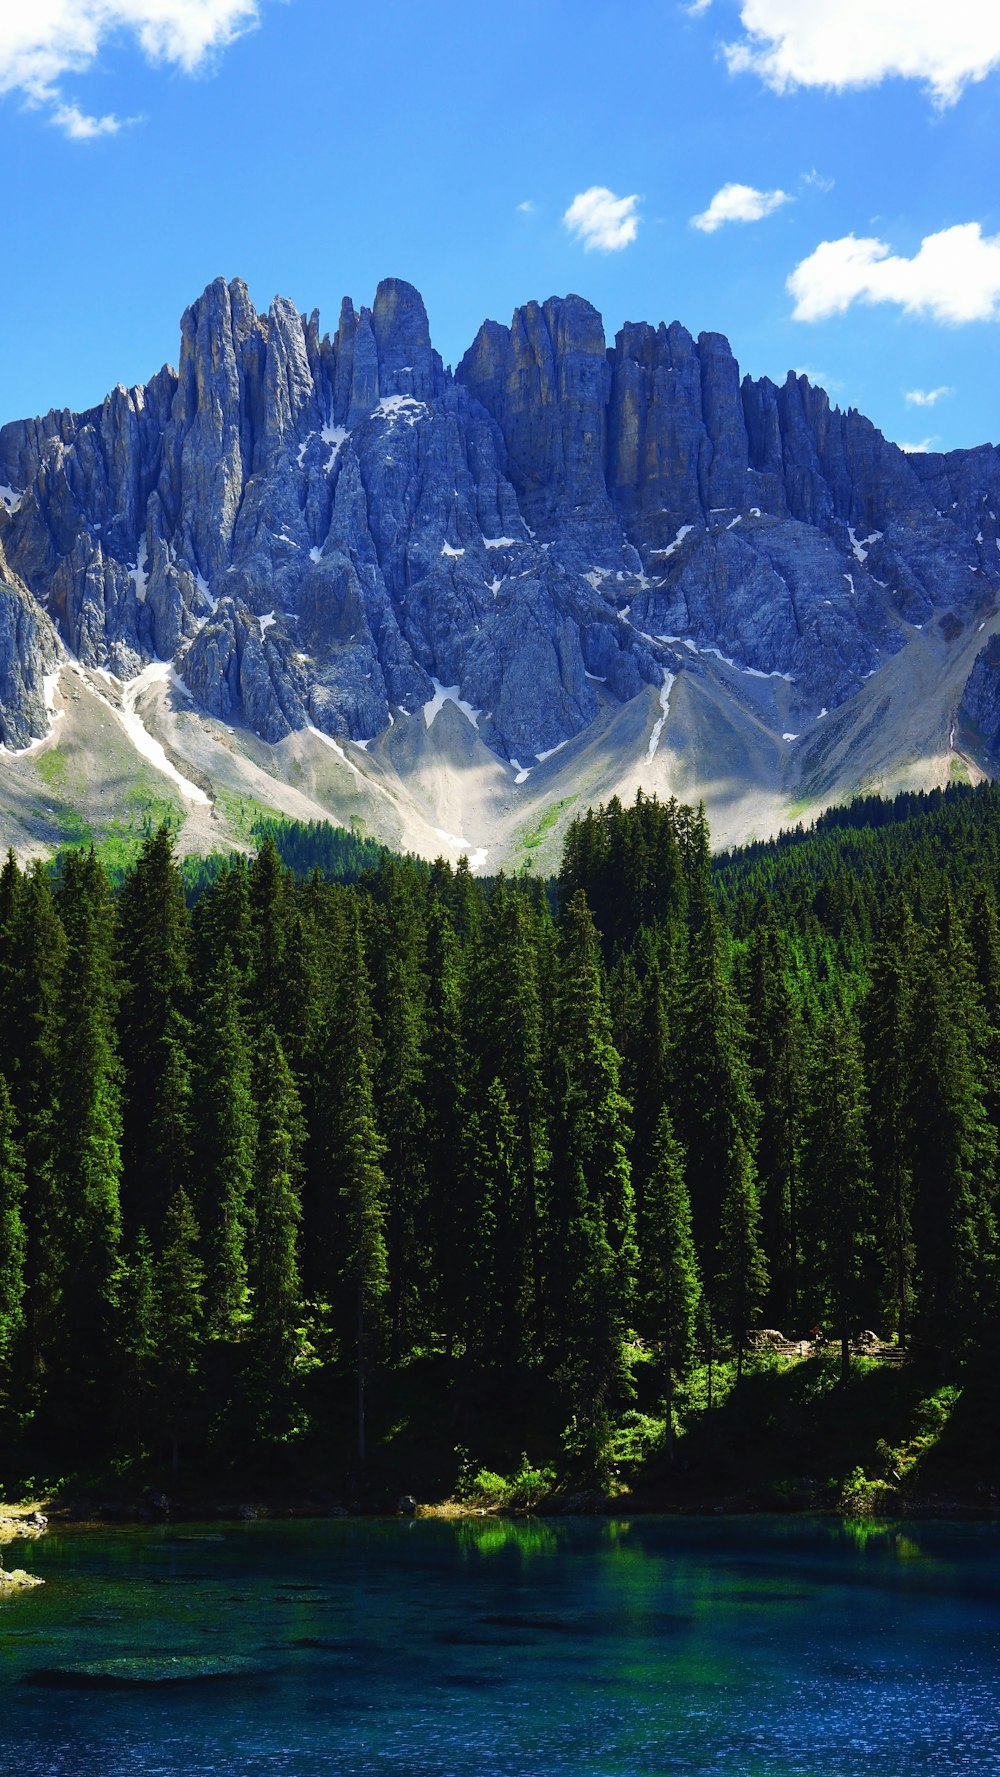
[
  {"left": 724, "top": 0, "right": 1000, "bottom": 107},
  {"left": 50, "top": 99, "right": 125, "bottom": 138},
  {"left": 517, "top": 200, "right": 536, "bottom": 215},
  {"left": 905, "top": 385, "right": 954, "bottom": 406},
  {"left": 897, "top": 438, "right": 936, "bottom": 453},
  {"left": 788, "top": 224, "right": 1000, "bottom": 324},
  {"left": 563, "top": 186, "right": 641, "bottom": 253},
  {"left": 0, "top": 1, "right": 261, "bottom": 139},
  {"left": 685, "top": 0, "right": 714, "bottom": 12},
  {"left": 691, "top": 181, "right": 790, "bottom": 233}
]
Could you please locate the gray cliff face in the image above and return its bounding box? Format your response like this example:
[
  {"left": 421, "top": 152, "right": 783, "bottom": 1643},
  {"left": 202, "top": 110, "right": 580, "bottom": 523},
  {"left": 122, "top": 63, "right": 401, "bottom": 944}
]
[
  {"left": 0, "top": 541, "right": 61, "bottom": 751},
  {"left": 1, "top": 276, "right": 998, "bottom": 767},
  {"left": 960, "top": 635, "right": 1000, "bottom": 758}
]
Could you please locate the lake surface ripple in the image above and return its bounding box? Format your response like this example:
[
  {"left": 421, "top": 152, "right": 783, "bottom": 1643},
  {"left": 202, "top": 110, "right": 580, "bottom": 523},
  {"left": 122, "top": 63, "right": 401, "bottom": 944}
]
[{"left": 2, "top": 1514, "right": 998, "bottom": 1776}]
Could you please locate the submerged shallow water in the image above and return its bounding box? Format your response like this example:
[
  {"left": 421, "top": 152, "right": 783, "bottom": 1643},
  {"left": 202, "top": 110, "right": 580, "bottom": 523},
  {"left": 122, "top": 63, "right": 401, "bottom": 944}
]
[{"left": 1, "top": 1514, "right": 998, "bottom": 1776}]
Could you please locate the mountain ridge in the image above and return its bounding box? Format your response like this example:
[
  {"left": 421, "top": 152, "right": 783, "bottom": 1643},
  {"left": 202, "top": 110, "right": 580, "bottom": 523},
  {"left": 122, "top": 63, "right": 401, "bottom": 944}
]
[{"left": 1, "top": 274, "right": 998, "bottom": 868}]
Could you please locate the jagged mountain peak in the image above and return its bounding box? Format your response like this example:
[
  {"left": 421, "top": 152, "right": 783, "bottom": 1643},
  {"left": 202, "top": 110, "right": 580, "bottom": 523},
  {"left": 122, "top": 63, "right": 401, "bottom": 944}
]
[{"left": 1, "top": 275, "right": 999, "bottom": 866}]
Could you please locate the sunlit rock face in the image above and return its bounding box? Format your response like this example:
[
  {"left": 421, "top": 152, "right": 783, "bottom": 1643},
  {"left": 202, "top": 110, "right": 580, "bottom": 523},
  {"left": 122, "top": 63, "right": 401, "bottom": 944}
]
[{"left": 2, "top": 276, "right": 998, "bottom": 765}]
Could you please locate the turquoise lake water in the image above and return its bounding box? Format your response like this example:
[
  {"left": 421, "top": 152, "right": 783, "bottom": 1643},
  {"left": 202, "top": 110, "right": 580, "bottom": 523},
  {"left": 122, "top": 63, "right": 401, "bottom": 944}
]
[{"left": 1, "top": 1514, "right": 998, "bottom": 1776}]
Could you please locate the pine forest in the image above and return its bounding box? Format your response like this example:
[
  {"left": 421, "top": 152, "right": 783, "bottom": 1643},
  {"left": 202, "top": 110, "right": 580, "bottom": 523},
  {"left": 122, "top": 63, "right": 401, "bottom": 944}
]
[{"left": 1, "top": 783, "right": 999, "bottom": 1513}]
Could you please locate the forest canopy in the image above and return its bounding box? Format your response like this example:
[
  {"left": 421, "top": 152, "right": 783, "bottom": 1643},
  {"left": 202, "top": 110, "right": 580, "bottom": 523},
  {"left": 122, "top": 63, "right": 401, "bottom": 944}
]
[{"left": 1, "top": 783, "right": 998, "bottom": 1497}]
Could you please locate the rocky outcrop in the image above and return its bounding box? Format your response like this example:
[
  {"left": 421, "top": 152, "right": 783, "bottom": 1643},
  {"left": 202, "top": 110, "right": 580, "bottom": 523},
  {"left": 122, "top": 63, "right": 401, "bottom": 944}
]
[
  {"left": 458, "top": 294, "right": 619, "bottom": 553},
  {"left": 1, "top": 276, "right": 998, "bottom": 770},
  {"left": 0, "top": 542, "right": 61, "bottom": 751},
  {"left": 960, "top": 635, "right": 1000, "bottom": 758}
]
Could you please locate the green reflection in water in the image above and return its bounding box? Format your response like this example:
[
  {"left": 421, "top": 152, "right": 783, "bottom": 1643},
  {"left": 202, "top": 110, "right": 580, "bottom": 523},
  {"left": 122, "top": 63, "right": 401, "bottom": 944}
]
[{"left": 0, "top": 1514, "right": 997, "bottom": 1777}]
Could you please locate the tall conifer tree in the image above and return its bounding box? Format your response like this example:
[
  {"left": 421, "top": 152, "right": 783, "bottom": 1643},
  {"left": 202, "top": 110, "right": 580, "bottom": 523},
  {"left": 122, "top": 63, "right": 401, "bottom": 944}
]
[
  {"left": 154, "top": 1186, "right": 205, "bottom": 1475},
  {"left": 119, "top": 826, "right": 192, "bottom": 1245},
  {"left": 865, "top": 896, "right": 920, "bottom": 1343},
  {"left": 715, "top": 1134, "right": 768, "bottom": 1380},
  {"left": 195, "top": 955, "right": 256, "bottom": 1340},
  {"left": 802, "top": 1005, "right": 876, "bottom": 1381},
  {"left": 247, "top": 1028, "right": 305, "bottom": 1435},
  {"left": 325, "top": 899, "right": 388, "bottom": 1469},
  {"left": 908, "top": 912, "right": 996, "bottom": 1369},
  {"left": 53, "top": 849, "right": 124, "bottom": 1413},
  {"left": 6, "top": 865, "right": 67, "bottom": 1389},
  {"left": 422, "top": 899, "right": 468, "bottom": 1355},
  {"left": 745, "top": 918, "right": 803, "bottom": 1326},
  {"left": 466, "top": 878, "right": 550, "bottom": 1344},
  {"left": 368, "top": 864, "right": 428, "bottom": 1358},
  {"left": 548, "top": 892, "right": 636, "bottom": 1415},
  {"left": 675, "top": 901, "right": 758, "bottom": 1275},
  {"left": 462, "top": 1078, "right": 523, "bottom": 1362},
  {"left": 641, "top": 1107, "right": 700, "bottom": 1452},
  {"left": 0, "top": 1075, "right": 26, "bottom": 1387}
]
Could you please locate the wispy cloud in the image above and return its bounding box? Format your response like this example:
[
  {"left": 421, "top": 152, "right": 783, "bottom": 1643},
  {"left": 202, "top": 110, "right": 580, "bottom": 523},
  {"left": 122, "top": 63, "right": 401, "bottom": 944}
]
[
  {"left": 0, "top": 1, "right": 262, "bottom": 140},
  {"left": 517, "top": 200, "right": 536, "bottom": 215},
  {"left": 50, "top": 99, "right": 128, "bottom": 139},
  {"left": 905, "top": 385, "right": 954, "bottom": 406},
  {"left": 691, "top": 181, "right": 790, "bottom": 233},
  {"left": 563, "top": 186, "right": 641, "bottom": 252},
  {"left": 788, "top": 224, "right": 1000, "bottom": 324},
  {"left": 896, "top": 438, "right": 937, "bottom": 453},
  {"left": 724, "top": 0, "right": 1000, "bottom": 108},
  {"left": 801, "top": 169, "right": 835, "bottom": 194}
]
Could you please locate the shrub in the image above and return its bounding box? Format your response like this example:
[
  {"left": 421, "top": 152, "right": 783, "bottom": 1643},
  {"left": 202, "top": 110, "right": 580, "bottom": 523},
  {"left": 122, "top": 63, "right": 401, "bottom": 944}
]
[{"left": 455, "top": 1452, "right": 555, "bottom": 1512}]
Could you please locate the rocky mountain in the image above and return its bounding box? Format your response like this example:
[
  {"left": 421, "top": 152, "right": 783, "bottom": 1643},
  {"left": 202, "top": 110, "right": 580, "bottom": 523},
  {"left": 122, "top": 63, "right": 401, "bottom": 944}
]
[{"left": 1, "top": 275, "right": 998, "bottom": 867}]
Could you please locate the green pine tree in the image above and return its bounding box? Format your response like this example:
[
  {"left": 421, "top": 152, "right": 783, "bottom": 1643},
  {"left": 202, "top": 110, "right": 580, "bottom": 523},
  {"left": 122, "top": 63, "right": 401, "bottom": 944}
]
[
  {"left": 325, "top": 899, "right": 389, "bottom": 1470},
  {"left": 641, "top": 1107, "right": 700, "bottom": 1454},
  {"left": 367, "top": 866, "right": 428, "bottom": 1358},
  {"left": 119, "top": 826, "right": 192, "bottom": 1244},
  {"left": 675, "top": 900, "right": 759, "bottom": 1276},
  {"left": 865, "top": 896, "right": 921, "bottom": 1344},
  {"left": 548, "top": 891, "right": 637, "bottom": 1418},
  {"left": 802, "top": 1004, "right": 877, "bottom": 1382},
  {"left": 52, "top": 849, "right": 125, "bottom": 1419},
  {"left": 195, "top": 955, "right": 256, "bottom": 1341},
  {"left": 744, "top": 918, "right": 804, "bottom": 1327},
  {"left": 153, "top": 1187, "right": 205, "bottom": 1476},
  {"left": 0, "top": 1075, "right": 26, "bottom": 1386},
  {"left": 715, "top": 1134, "right": 768, "bottom": 1381},
  {"left": 422, "top": 898, "right": 468, "bottom": 1356},
  {"left": 246, "top": 1028, "right": 305, "bottom": 1436},
  {"left": 247, "top": 837, "right": 290, "bottom": 1037},
  {"left": 465, "top": 877, "right": 551, "bottom": 1350},
  {"left": 461, "top": 1077, "right": 523, "bottom": 1363},
  {"left": 115, "top": 1229, "right": 156, "bottom": 1453},
  {"left": 908, "top": 930, "right": 997, "bottom": 1371},
  {"left": 5, "top": 864, "right": 67, "bottom": 1392}
]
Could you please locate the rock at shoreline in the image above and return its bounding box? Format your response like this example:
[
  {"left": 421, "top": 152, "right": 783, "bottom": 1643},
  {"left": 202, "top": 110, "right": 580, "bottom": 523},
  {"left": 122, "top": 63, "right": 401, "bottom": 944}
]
[
  {"left": 0, "top": 1511, "right": 47, "bottom": 1544},
  {"left": 0, "top": 1569, "right": 44, "bottom": 1589},
  {"left": 0, "top": 1508, "right": 48, "bottom": 1589}
]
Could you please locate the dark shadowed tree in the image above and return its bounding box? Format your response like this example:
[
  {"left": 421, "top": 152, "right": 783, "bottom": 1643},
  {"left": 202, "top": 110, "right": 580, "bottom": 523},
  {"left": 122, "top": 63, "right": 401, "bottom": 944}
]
[
  {"left": 640, "top": 1107, "right": 700, "bottom": 1454},
  {"left": 802, "top": 1004, "right": 876, "bottom": 1382}
]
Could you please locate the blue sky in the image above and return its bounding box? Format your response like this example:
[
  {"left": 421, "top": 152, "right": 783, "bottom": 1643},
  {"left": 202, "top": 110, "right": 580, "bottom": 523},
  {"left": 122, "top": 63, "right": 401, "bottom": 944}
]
[{"left": 1, "top": 0, "right": 998, "bottom": 453}]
